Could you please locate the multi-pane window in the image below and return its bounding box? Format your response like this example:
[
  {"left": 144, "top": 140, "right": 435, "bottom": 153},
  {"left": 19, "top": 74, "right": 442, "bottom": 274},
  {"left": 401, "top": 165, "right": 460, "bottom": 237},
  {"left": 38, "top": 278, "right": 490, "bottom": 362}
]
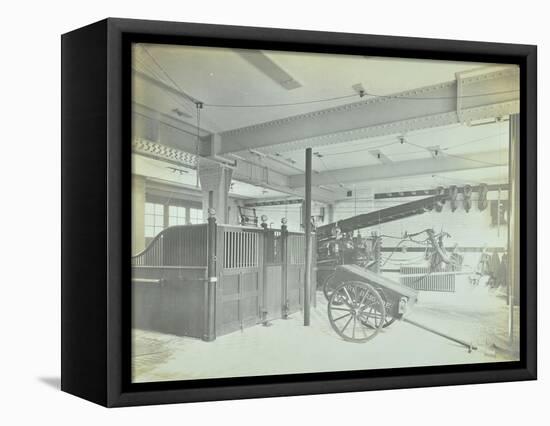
[
  {"left": 189, "top": 208, "right": 203, "bottom": 224},
  {"left": 145, "top": 202, "right": 164, "bottom": 237},
  {"left": 169, "top": 206, "right": 187, "bottom": 226}
]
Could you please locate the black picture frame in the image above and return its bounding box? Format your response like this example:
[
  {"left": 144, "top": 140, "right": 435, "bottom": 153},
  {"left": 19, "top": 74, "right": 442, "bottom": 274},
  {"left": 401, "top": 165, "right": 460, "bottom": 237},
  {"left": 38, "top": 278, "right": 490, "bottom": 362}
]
[{"left": 61, "top": 17, "right": 537, "bottom": 407}]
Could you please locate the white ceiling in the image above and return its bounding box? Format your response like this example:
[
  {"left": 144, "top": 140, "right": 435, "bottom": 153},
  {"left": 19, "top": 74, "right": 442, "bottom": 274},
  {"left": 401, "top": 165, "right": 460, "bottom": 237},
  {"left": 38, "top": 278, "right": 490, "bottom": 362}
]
[
  {"left": 133, "top": 43, "right": 495, "bottom": 133},
  {"left": 132, "top": 43, "right": 511, "bottom": 200},
  {"left": 284, "top": 120, "right": 509, "bottom": 170}
]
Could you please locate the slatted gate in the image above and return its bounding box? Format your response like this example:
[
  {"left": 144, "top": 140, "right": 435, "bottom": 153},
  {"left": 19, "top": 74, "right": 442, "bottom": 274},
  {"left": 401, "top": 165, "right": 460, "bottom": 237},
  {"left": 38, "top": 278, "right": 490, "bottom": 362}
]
[
  {"left": 132, "top": 221, "right": 316, "bottom": 341},
  {"left": 399, "top": 265, "right": 456, "bottom": 292},
  {"left": 217, "top": 226, "right": 263, "bottom": 335},
  {"left": 286, "top": 233, "right": 306, "bottom": 314}
]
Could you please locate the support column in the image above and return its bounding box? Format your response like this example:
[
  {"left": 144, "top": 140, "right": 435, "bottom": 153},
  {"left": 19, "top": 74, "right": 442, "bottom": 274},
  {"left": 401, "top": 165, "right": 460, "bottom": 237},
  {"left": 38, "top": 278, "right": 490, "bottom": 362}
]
[
  {"left": 131, "top": 174, "right": 146, "bottom": 255},
  {"left": 198, "top": 160, "right": 233, "bottom": 224},
  {"left": 327, "top": 204, "right": 334, "bottom": 224},
  {"left": 203, "top": 209, "right": 217, "bottom": 341},
  {"left": 304, "top": 148, "right": 312, "bottom": 326},
  {"left": 281, "top": 218, "right": 289, "bottom": 319}
]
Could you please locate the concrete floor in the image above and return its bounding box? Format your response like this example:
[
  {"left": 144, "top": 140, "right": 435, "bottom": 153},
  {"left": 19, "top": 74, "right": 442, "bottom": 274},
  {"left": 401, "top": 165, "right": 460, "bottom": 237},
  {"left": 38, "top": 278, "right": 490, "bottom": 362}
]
[{"left": 132, "top": 279, "right": 519, "bottom": 383}]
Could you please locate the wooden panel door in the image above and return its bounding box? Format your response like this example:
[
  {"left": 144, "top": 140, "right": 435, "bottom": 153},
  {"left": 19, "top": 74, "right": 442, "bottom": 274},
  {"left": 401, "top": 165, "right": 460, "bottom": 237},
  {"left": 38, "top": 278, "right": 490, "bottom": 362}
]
[{"left": 218, "top": 270, "right": 261, "bottom": 335}]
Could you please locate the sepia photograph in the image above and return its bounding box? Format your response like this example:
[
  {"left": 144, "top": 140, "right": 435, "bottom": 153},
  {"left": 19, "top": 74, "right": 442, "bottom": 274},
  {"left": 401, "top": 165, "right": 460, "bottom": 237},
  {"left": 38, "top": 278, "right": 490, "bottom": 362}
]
[{"left": 130, "top": 42, "right": 520, "bottom": 383}]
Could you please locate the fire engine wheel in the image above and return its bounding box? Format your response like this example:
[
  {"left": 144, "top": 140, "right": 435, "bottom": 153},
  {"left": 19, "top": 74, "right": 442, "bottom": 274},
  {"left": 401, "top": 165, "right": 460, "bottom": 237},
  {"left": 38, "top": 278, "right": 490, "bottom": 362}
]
[
  {"left": 377, "top": 288, "right": 397, "bottom": 328},
  {"left": 328, "top": 281, "right": 386, "bottom": 343},
  {"left": 322, "top": 272, "right": 341, "bottom": 303}
]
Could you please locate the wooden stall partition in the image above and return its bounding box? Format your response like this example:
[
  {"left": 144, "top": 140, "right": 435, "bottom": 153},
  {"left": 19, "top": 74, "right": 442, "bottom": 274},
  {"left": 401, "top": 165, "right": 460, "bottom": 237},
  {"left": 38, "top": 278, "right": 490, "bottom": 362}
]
[
  {"left": 285, "top": 232, "right": 303, "bottom": 315},
  {"left": 262, "top": 229, "right": 284, "bottom": 321},
  {"left": 132, "top": 224, "right": 210, "bottom": 339},
  {"left": 283, "top": 231, "right": 318, "bottom": 316},
  {"left": 132, "top": 266, "right": 208, "bottom": 338},
  {"left": 132, "top": 223, "right": 318, "bottom": 340},
  {"left": 216, "top": 225, "right": 263, "bottom": 336}
]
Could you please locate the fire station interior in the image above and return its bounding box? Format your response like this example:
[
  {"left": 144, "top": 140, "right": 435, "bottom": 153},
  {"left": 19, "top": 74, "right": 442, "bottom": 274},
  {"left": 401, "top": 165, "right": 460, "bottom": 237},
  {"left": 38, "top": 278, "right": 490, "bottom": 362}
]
[{"left": 131, "top": 43, "right": 520, "bottom": 383}]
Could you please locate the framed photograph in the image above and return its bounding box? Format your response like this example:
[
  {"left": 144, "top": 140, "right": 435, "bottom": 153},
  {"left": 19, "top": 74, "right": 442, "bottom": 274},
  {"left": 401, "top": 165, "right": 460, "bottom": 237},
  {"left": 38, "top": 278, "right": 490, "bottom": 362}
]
[{"left": 61, "top": 18, "right": 536, "bottom": 407}]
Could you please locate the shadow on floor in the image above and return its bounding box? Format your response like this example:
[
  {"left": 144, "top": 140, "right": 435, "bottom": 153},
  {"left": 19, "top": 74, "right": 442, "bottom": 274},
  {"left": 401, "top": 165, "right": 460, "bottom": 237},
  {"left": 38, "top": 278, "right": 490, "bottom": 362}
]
[{"left": 38, "top": 376, "right": 61, "bottom": 390}]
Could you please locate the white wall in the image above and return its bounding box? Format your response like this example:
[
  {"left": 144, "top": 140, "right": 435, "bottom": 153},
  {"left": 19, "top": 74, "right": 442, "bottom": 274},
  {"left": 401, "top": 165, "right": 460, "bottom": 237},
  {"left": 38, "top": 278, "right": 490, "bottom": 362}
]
[{"left": 4, "top": 2, "right": 546, "bottom": 426}]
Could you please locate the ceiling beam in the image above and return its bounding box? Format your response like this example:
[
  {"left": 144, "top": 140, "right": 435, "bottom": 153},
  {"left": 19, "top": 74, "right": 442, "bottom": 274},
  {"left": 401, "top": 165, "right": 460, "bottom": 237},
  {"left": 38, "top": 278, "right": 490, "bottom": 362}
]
[
  {"left": 132, "top": 115, "right": 340, "bottom": 202},
  {"left": 368, "top": 149, "right": 393, "bottom": 164},
  {"left": 231, "top": 158, "right": 340, "bottom": 203},
  {"left": 235, "top": 50, "right": 302, "bottom": 90},
  {"left": 217, "top": 67, "right": 519, "bottom": 155},
  {"left": 288, "top": 150, "right": 507, "bottom": 188}
]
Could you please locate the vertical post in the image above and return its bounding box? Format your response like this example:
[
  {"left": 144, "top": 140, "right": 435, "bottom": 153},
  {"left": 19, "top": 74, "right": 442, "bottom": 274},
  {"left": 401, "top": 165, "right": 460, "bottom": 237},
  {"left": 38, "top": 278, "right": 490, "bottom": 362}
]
[
  {"left": 304, "top": 148, "right": 312, "bottom": 326},
  {"left": 327, "top": 204, "right": 334, "bottom": 224},
  {"left": 204, "top": 204, "right": 217, "bottom": 341},
  {"left": 281, "top": 218, "right": 289, "bottom": 319},
  {"left": 260, "top": 215, "right": 269, "bottom": 325}
]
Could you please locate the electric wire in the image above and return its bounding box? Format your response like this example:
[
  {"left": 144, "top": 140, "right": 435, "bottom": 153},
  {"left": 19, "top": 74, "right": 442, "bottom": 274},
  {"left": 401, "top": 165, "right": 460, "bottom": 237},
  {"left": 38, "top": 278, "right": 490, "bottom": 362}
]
[
  {"left": 403, "top": 139, "right": 504, "bottom": 167},
  {"left": 136, "top": 46, "right": 517, "bottom": 109},
  {"left": 441, "top": 151, "right": 506, "bottom": 167},
  {"left": 202, "top": 89, "right": 518, "bottom": 108},
  {"left": 316, "top": 155, "right": 350, "bottom": 191},
  {"left": 134, "top": 46, "right": 514, "bottom": 203},
  {"left": 140, "top": 45, "right": 200, "bottom": 105},
  {"left": 204, "top": 94, "right": 358, "bottom": 108},
  {"left": 133, "top": 59, "right": 198, "bottom": 118}
]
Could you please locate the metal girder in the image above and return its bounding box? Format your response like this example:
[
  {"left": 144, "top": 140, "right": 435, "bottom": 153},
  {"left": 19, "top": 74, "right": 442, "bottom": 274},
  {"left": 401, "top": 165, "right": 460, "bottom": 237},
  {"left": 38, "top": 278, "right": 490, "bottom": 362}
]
[
  {"left": 231, "top": 157, "right": 339, "bottom": 203},
  {"left": 132, "top": 137, "right": 339, "bottom": 203},
  {"left": 217, "top": 67, "right": 519, "bottom": 155},
  {"left": 288, "top": 150, "right": 507, "bottom": 188},
  {"left": 235, "top": 50, "right": 302, "bottom": 90},
  {"left": 369, "top": 149, "right": 393, "bottom": 164}
]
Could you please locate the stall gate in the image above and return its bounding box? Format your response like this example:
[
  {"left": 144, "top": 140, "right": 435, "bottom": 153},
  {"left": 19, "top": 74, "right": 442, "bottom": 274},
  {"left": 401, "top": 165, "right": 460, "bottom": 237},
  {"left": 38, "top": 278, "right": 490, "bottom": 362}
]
[
  {"left": 216, "top": 226, "right": 316, "bottom": 334},
  {"left": 217, "top": 226, "right": 263, "bottom": 335},
  {"left": 286, "top": 233, "right": 309, "bottom": 315},
  {"left": 132, "top": 225, "right": 209, "bottom": 339},
  {"left": 132, "top": 221, "right": 316, "bottom": 341},
  {"left": 262, "top": 229, "right": 284, "bottom": 322}
]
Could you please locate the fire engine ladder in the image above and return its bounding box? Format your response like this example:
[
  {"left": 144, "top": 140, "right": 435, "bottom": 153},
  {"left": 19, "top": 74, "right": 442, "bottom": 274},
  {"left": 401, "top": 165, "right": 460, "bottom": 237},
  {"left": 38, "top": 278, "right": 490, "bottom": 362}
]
[{"left": 316, "top": 195, "right": 447, "bottom": 240}]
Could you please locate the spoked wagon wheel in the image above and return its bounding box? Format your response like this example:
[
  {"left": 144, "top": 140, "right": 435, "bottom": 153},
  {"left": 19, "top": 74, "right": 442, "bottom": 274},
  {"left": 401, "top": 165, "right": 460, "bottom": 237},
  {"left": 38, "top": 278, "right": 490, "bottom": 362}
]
[
  {"left": 377, "top": 288, "right": 397, "bottom": 328},
  {"left": 322, "top": 272, "right": 341, "bottom": 304},
  {"left": 328, "top": 281, "right": 386, "bottom": 343}
]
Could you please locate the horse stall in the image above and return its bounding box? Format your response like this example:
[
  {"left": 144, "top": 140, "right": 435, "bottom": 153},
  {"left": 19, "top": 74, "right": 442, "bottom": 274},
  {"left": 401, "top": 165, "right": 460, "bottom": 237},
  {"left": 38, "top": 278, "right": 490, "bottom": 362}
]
[{"left": 132, "top": 220, "right": 316, "bottom": 341}]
